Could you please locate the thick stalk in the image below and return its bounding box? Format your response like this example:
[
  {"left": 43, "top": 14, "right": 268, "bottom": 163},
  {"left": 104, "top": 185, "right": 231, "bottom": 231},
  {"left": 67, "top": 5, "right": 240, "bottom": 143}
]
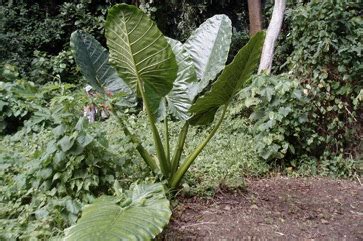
[
  {"left": 109, "top": 106, "right": 158, "bottom": 171},
  {"left": 138, "top": 83, "right": 170, "bottom": 176},
  {"left": 164, "top": 116, "right": 170, "bottom": 163},
  {"left": 170, "top": 122, "right": 189, "bottom": 178},
  {"left": 169, "top": 105, "right": 228, "bottom": 188}
]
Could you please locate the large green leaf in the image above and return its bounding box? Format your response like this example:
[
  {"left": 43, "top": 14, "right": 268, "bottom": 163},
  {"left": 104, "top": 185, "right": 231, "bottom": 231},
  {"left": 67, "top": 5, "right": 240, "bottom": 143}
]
[
  {"left": 64, "top": 183, "right": 171, "bottom": 241},
  {"left": 184, "top": 14, "right": 232, "bottom": 94},
  {"left": 158, "top": 38, "right": 198, "bottom": 121},
  {"left": 70, "top": 30, "right": 135, "bottom": 105},
  {"left": 105, "top": 4, "right": 177, "bottom": 117},
  {"left": 189, "top": 32, "right": 265, "bottom": 125}
]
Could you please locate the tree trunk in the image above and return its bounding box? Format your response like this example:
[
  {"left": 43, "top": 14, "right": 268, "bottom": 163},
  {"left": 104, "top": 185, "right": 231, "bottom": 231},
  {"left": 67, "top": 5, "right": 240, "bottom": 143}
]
[
  {"left": 132, "top": 0, "right": 139, "bottom": 7},
  {"left": 258, "top": 0, "right": 286, "bottom": 74},
  {"left": 248, "top": 0, "right": 263, "bottom": 36}
]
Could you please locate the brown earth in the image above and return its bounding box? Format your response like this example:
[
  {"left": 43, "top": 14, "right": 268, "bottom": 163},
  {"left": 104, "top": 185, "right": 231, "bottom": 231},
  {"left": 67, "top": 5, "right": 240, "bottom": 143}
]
[{"left": 162, "top": 177, "right": 363, "bottom": 240}]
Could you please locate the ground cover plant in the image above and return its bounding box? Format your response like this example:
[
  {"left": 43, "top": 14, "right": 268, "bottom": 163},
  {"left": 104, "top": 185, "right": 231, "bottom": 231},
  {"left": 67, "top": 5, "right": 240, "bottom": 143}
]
[{"left": 0, "top": 102, "right": 268, "bottom": 240}]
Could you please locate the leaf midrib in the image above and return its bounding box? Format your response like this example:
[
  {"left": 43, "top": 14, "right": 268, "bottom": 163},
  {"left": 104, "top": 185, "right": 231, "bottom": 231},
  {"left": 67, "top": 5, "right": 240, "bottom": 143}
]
[{"left": 121, "top": 11, "right": 143, "bottom": 92}]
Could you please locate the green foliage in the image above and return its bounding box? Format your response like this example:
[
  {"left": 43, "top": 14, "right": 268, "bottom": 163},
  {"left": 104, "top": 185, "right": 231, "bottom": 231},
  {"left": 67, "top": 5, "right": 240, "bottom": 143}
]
[
  {"left": 28, "top": 118, "right": 123, "bottom": 202},
  {"left": 0, "top": 65, "right": 79, "bottom": 134},
  {"left": 0, "top": 67, "right": 42, "bottom": 133},
  {"left": 26, "top": 0, "right": 108, "bottom": 84},
  {"left": 0, "top": 130, "right": 60, "bottom": 240},
  {"left": 183, "top": 114, "right": 269, "bottom": 196},
  {"left": 0, "top": 3, "right": 64, "bottom": 74},
  {"left": 288, "top": 0, "right": 362, "bottom": 82},
  {"left": 105, "top": 4, "right": 178, "bottom": 118},
  {"left": 257, "top": 0, "right": 362, "bottom": 167},
  {"left": 286, "top": 0, "right": 362, "bottom": 158},
  {"left": 0, "top": 85, "right": 137, "bottom": 239},
  {"left": 240, "top": 74, "right": 309, "bottom": 161},
  {"left": 1, "top": 0, "right": 251, "bottom": 85},
  {"left": 29, "top": 49, "right": 79, "bottom": 84},
  {"left": 292, "top": 154, "right": 357, "bottom": 178},
  {"left": 155, "top": 0, "right": 248, "bottom": 42},
  {"left": 102, "top": 113, "right": 268, "bottom": 196},
  {"left": 0, "top": 0, "right": 107, "bottom": 84},
  {"left": 70, "top": 31, "right": 134, "bottom": 98},
  {"left": 240, "top": 73, "right": 359, "bottom": 177},
  {"left": 0, "top": 78, "right": 36, "bottom": 133},
  {"left": 161, "top": 1, "right": 206, "bottom": 41},
  {"left": 184, "top": 14, "right": 232, "bottom": 94},
  {"left": 59, "top": 1, "right": 106, "bottom": 36},
  {"left": 190, "top": 32, "right": 265, "bottom": 125},
  {"left": 64, "top": 183, "right": 171, "bottom": 241},
  {"left": 0, "top": 118, "right": 130, "bottom": 240},
  {"left": 72, "top": 4, "right": 264, "bottom": 190}
]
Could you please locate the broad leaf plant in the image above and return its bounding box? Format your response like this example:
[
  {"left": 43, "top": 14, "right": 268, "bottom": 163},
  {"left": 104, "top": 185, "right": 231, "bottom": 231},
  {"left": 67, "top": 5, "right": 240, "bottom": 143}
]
[
  {"left": 70, "top": 4, "right": 264, "bottom": 190},
  {"left": 68, "top": 4, "right": 264, "bottom": 240},
  {"left": 64, "top": 182, "right": 171, "bottom": 241}
]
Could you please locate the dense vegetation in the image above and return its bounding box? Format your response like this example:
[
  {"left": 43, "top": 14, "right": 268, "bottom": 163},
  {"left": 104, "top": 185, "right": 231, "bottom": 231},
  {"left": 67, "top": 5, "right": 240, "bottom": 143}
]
[{"left": 1, "top": 0, "right": 362, "bottom": 240}]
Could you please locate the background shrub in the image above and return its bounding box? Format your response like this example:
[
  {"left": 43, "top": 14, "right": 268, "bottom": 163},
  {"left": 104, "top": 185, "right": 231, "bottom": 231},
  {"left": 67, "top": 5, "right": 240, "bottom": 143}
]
[
  {"left": 286, "top": 0, "right": 362, "bottom": 158},
  {"left": 239, "top": 74, "right": 309, "bottom": 161},
  {"left": 235, "top": 0, "right": 362, "bottom": 174}
]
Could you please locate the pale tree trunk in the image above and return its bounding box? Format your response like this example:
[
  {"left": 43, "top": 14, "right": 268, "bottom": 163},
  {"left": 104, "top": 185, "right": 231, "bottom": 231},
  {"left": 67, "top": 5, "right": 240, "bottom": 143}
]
[
  {"left": 248, "top": 0, "right": 263, "bottom": 36},
  {"left": 258, "top": 0, "right": 286, "bottom": 74}
]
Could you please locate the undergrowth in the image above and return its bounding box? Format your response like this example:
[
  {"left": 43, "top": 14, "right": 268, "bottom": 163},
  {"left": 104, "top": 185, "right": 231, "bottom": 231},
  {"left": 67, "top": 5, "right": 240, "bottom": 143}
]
[
  {"left": 1, "top": 106, "right": 359, "bottom": 239},
  {"left": 100, "top": 110, "right": 269, "bottom": 196}
]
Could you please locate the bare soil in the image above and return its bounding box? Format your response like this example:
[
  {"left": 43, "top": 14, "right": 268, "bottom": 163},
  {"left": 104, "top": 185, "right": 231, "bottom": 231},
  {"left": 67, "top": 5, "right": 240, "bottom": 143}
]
[{"left": 163, "top": 177, "right": 363, "bottom": 240}]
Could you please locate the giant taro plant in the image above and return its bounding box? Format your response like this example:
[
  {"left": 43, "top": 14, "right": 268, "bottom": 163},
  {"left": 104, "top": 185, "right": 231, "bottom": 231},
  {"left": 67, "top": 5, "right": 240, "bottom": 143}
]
[
  {"left": 68, "top": 4, "right": 264, "bottom": 240},
  {"left": 70, "top": 3, "right": 264, "bottom": 189}
]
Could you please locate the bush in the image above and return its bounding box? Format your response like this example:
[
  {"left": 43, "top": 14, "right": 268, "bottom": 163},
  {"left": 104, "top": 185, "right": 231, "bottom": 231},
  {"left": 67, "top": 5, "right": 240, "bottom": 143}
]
[
  {"left": 0, "top": 66, "right": 41, "bottom": 134},
  {"left": 239, "top": 73, "right": 359, "bottom": 177},
  {"left": 0, "top": 115, "right": 135, "bottom": 240},
  {"left": 253, "top": 0, "right": 362, "bottom": 164},
  {"left": 0, "top": 65, "right": 79, "bottom": 134},
  {"left": 286, "top": 0, "right": 362, "bottom": 158},
  {"left": 240, "top": 74, "right": 309, "bottom": 161},
  {"left": 288, "top": 0, "right": 362, "bottom": 82}
]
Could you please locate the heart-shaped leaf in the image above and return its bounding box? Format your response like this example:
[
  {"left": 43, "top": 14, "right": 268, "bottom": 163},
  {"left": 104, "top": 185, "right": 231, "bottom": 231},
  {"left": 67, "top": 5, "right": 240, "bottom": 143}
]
[
  {"left": 105, "top": 4, "right": 178, "bottom": 118},
  {"left": 64, "top": 183, "right": 171, "bottom": 241},
  {"left": 184, "top": 14, "right": 232, "bottom": 94},
  {"left": 70, "top": 30, "right": 136, "bottom": 107}
]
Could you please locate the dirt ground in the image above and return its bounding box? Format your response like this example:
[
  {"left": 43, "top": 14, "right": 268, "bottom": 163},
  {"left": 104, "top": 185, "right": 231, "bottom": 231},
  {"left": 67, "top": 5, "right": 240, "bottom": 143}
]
[{"left": 162, "top": 177, "right": 363, "bottom": 240}]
